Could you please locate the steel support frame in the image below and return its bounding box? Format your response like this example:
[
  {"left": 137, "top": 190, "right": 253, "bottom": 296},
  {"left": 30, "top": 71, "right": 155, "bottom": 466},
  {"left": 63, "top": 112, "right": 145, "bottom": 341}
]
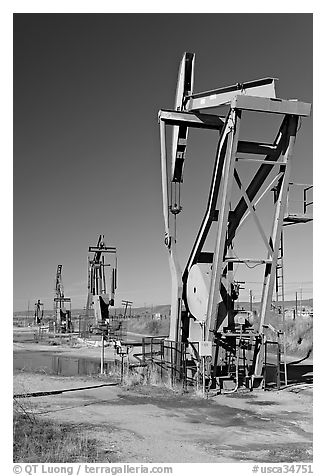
[
  {"left": 254, "top": 115, "right": 299, "bottom": 376},
  {"left": 205, "top": 108, "right": 242, "bottom": 338},
  {"left": 203, "top": 110, "right": 299, "bottom": 380},
  {"left": 160, "top": 102, "right": 304, "bottom": 381}
]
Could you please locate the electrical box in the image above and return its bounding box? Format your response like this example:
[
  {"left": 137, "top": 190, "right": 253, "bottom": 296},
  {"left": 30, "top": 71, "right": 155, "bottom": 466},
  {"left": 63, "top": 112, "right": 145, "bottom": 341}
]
[{"left": 198, "top": 340, "right": 212, "bottom": 357}]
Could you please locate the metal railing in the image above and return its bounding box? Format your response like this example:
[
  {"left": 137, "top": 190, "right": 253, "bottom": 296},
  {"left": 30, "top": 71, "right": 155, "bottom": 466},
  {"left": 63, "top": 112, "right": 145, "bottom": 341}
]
[{"left": 133, "top": 337, "right": 200, "bottom": 389}]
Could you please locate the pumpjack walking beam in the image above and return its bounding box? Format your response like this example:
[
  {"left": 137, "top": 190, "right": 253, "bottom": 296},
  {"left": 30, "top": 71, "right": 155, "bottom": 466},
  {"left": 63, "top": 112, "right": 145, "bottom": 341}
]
[{"left": 159, "top": 52, "right": 311, "bottom": 384}]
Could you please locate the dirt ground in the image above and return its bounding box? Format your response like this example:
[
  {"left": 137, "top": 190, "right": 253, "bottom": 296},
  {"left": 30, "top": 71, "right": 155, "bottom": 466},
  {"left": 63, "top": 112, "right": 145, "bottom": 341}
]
[
  {"left": 13, "top": 327, "right": 313, "bottom": 463},
  {"left": 13, "top": 370, "right": 312, "bottom": 463}
]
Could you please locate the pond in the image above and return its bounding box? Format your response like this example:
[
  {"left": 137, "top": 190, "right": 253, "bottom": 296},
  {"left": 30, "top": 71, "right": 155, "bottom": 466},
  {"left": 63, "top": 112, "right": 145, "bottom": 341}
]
[{"left": 13, "top": 351, "right": 117, "bottom": 377}]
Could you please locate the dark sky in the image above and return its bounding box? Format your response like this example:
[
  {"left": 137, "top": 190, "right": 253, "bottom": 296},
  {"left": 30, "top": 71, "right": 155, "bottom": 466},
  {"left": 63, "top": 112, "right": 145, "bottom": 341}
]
[{"left": 13, "top": 13, "right": 313, "bottom": 311}]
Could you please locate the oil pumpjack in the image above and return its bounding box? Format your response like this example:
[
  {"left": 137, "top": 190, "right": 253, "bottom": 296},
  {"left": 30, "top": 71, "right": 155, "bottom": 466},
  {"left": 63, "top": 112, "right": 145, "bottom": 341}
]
[
  {"left": 85, "top": 235, "right": 117, "bottom": 326},
  {"left": 34, "top": 299, "right": 44, "bottom": 325},
  {"left": 158, "top": 52, "right": 312, "bottom": 391},
  {"left": 54, "top": 265, "right": 72, "bottom": 333}
]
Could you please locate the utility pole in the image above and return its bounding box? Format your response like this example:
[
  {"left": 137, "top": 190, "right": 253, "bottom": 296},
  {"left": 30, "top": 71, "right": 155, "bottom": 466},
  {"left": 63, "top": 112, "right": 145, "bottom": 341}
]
[
  {"left": 300, "top": 287, "right": 303, "bottom": 317},
  {"left": 249, "top": 290, "right": 253, "bottom": 312},
  {"left": 295, "top": 291, "right": 298, "bottom": 320},
  {"left": 122, "top": 300, "right": 133, "bottom": 319},
  {"left": 100, "top": 321, "right": 108, "bottom": 374},
  {"left": 101, "top": 332, "right": 105, "bottom": 374}
]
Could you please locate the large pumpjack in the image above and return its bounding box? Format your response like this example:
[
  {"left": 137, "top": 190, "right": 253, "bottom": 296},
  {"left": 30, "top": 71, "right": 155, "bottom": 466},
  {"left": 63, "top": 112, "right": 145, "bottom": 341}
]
[
  {"left": 159, "top": 53, "right": 312, "bottom": 391},
  {"left": 54, "top": 264, "right": 72, "bottom": 333},
  {"left": 85, "top": 235, "right": 117, "bottom": 326}
]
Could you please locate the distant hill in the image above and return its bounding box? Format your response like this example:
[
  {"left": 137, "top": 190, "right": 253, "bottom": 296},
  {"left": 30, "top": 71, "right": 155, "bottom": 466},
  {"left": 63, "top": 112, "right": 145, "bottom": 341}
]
[
  {"left": 13, "top": 299, "right": 312, "bottom": 319},
  {"left": 13, "top": 304, "right": 171, "bottom": 319},
  {"left": 235, "top": 298, "right": 313, "bottom": 311}
]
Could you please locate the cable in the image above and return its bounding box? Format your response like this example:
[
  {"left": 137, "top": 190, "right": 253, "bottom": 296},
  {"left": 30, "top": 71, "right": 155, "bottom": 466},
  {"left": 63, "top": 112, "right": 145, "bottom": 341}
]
[
  {"left": 15, "top": 398, "right": 112, "bottom": 415},
  {"left": 13, "top": 382, "right": 119, "bottom": 399},
  {"left": 231, "top": 248, "right": 265, "bottom": 269}
]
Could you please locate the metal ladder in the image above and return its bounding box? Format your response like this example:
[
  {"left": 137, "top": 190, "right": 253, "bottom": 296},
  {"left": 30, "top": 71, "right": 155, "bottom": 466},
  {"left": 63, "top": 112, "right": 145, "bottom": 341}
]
[{"left": 275, "top": 232, "right": 288, "bottom": 386}]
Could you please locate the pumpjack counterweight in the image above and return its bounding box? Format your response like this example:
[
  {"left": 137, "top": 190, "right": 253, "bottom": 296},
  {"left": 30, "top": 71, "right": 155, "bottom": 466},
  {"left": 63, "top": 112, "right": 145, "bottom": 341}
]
[{"left": 159, "top": 52, "right": 312, "bottom": 392}]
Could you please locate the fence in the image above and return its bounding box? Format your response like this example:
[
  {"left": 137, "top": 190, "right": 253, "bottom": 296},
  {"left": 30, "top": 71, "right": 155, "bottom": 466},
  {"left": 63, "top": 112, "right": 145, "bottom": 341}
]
[
  {"left": 134, "top": 335, "right": 275, "bottom": 392},
  {"left": 132, "top": 337, "right": 201, "bottom": 389}
]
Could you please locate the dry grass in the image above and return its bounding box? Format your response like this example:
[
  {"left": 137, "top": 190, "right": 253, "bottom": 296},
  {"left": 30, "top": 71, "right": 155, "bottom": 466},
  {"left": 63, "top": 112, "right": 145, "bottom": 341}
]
[
  {"left": 126, "top": 316, "right": 169, "bottom": 336},
  {"left": 285, "top": 318, "right": 313, "bottom": 357},
  {"left": 120, "top": 362, "right": 188, "bottom": 397},
  {"left": 107, "top": 361, "right": 160, "bottom": 387},
  {"left": 13, "top": 399, "right": 114, "bottom": 463},
  {"left": 106, "top": 358, "right": 179, "bottom": 390},
  {"left": 256, "top": 312, "right": 313, "bottom": 358}
]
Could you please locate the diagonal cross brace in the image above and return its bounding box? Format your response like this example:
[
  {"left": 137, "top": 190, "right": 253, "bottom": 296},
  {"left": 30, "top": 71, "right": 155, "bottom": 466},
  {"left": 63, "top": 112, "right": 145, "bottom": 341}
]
[
  {"left": 234, "top": 168, "right": 274, "bottom": 258},
  {"left": 237, "top": 172, "right": 284, "bottom": 232}
]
